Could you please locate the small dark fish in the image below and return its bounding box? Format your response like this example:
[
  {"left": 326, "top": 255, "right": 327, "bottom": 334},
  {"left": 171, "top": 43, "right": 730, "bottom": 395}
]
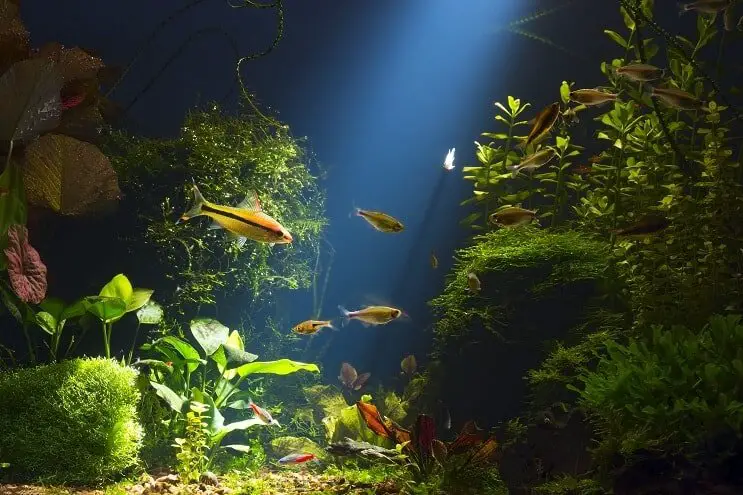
[
  {"left": 569, "top": 89, "right": 619, "bottom": 106},
  {"left": 680, "top": 0, "right": 731, "bottom": 14},
  {"left": 338, "top": 305, "right": 403, "bottom": 326},
  {"left": 508, "top": 148, "right": 556, "bottom": 178},
  {"left": 650, "top": 86, "right": 704, "bottom": 111},
  {"left": 571, "top": 164, "right": 594, "bottom": 175},
  {"left": 278, "top": 453, "right": 318, "bottom": 465},
  {"left": 400, "top": 355, "right": 417, "bottom": 376},
  {"left": 430, "top": 252, "right": 439, "bottom": 269},
  {"left": 612, "top": 215, "right": 670, "bottom": 238},
  {"left": 352, "top": 207, "right": 404, "bottom": 233},
  {"left": 489, "top": 206, "right": 538, "bottom": 227},
  {"left": 467, "top": 272, "right": 481, "bottom": 293},
  {"left": 339, "top": 362, "right": 371, "bottom": 391},
  {"left": 520, "top": 102, "right": 560, "bottom": 149},
  {"left": 615, "top": 63, "right": 665, "bottom": 82}
]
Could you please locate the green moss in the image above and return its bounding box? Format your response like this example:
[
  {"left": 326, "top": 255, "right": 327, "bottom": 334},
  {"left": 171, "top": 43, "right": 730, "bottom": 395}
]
[
  {"left": 430, "top": 227, "right": 609, "bottom": 350},
  {"left": 576, "top": 314, "right": 743, "bottom": 457},
  {"left": 103, "top": 99, "right": 327, "bottom": 316},
  {"left": 0, "top": 358, "right": 142, "bottom": 485},
  {"left": 533, "top": 474, "right": 605, "bottom": 494}
]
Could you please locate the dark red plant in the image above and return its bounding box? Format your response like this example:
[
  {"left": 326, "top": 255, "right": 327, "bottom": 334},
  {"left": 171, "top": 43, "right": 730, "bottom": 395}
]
[{"left": 4, "top": 224, "right": 47, "bottom": 304}]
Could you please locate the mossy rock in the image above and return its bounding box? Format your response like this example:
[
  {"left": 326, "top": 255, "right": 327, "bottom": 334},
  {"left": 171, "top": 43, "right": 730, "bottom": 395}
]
[
  {"left": 426, "top": 227, "right": 609, "bottom": 425},
  {"left": 0, "top": 358, "right": 143, "bottom": 485}
]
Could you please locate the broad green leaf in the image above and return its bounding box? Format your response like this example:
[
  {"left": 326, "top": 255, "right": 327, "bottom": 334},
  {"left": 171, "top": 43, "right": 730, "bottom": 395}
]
[
  {"left": 604, "top": 30, "right": 627, "bottom": 48},
  {"left": 127, "top": 288, "right": 153, "bottom": 313},
  {"left": 150, "top": 381, "right": 185, "bottom": 413},
  {"left": 237, "top": 359, "right": 320, "bottom": 378},
  {"left": 84, "top": 296, "right": 127, "bottom": 324},
  {"left": 136, "top": 300, "right": 163, "bottom": 325},
  {"left": 23, "top": 134, "right": 121, "bottom": 215},
  {"left": 99, "top": 274, "right": 133, "bottom": 302},
  {"left": 0, "top": 58, "right": 62, "bottom": 142},
  {"left": 190, "top": 318, "right": 230, "bottom": 356},
  {"left": 223, "top": 343, "right": 259, "bottom": 369},
  {"left": 39, "top": 297, "right": 65, "bottom": 321},
  {"left": 159, "top": 335, "right": 201, "bottom": 372},
  {"left": 620, "top": 6, "right": 635, "bottom": 30},
  {"left": 60, "top": 298, "right": 87, "bottom": 321},
  {"left": 35, "top": 311, "right": 56, "bottom": 335}
]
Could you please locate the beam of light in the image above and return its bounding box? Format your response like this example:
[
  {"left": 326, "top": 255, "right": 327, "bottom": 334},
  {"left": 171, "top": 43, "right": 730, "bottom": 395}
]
[{"left": 316, "top": 0, "right": 528, "bottom": 378}]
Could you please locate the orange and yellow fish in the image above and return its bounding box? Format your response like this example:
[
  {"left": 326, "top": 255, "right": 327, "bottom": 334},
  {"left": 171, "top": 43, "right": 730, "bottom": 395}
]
[
  {"left": 179, "top": 183, "right": 292, "bottom": 247},
  {"left": 292, "top": 319, "right": 334, "bottom": 335}
]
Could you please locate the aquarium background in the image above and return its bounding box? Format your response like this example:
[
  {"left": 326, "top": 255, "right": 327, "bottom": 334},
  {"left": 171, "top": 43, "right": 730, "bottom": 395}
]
[{"left": 2, "top": 0, "right": 743, "bottom": 493}]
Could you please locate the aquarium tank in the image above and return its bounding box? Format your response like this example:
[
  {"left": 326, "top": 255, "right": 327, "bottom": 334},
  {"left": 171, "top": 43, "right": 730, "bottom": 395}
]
[{"left": 2, "top": 0, "right": 743, "bottom": 493}]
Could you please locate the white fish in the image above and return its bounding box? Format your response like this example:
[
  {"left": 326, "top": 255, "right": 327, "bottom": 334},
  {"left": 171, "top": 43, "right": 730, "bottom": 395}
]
[{"left": 443, "top": 148, "right": 456, "bottom": 171}]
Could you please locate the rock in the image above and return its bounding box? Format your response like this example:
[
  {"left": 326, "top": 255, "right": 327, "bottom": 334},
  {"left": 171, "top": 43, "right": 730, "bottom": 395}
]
[
  {"left": 200, "top": 471, "right": 219, "bottom": 486},
  {"left": 156, "top": 474, "right": 180, "bottom": 485}
]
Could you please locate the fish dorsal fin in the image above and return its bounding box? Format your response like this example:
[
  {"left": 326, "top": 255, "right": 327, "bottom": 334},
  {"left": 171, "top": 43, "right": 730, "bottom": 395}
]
[{"left": 237, "top": 191, "right": 262, "bottom": 212}]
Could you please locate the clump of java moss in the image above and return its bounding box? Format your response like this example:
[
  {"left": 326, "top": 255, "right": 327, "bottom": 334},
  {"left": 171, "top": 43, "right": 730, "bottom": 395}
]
[
  {"left": 423, "top": 227, "right": 609, "bottom": 426},
  {"left": 430, "top": 226, "right": 609, "bottom": 350},
  {"left": 103, "top": 97, "right": 328, "bottom": 317},
  {"left": 0, "top": 358, "right": 142, "bottom": 485}
]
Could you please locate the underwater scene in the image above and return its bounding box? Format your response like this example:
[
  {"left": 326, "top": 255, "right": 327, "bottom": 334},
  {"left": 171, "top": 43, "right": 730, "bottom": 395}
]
[{"left": 2, "top": 0, "right": 743, "bottom": 493}]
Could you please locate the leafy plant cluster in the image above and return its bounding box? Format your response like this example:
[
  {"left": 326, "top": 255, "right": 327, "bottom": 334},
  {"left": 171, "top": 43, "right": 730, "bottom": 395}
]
[
  {"left": 574, "top": 314, "right": 743, "bottom": 457},
  {"left": 139, "top": 316, "right": 319, "bottom": 479},
  {"left": 104, "top": 103, "right": 328, "bottom": 316},
  {"left": 462, "top": 0, "right": 743, "bottom": 328}
]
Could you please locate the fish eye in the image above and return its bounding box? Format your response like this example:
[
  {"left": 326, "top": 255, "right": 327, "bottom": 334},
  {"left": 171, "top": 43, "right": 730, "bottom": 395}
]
[{"left": 393, "top": 309, "right": 401, "bottom": 318}]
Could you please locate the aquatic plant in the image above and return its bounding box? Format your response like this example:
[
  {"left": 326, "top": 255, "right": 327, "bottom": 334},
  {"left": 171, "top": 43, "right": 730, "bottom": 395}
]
[
  {"left": 0, "top": 357, "right": 142, "bottom": 484},
  {"left": 140, "top": 317, "right": 319, "bottom": 472},
  {"left": 104, "top": 100, "right": 328, "bottom": 317},
  {"left": 430, "top": 227, "right": 608, "bottom": 347},
  {"left": 0, "top": 6, "right": 121, "bottom": 223},
  {"left": 574, "top": 314, "right": 743, "bottom": 457},
  {"left": 173, "top": 401, "right": 211, "bottom": 484},
  {"left": 354, "top": 400, "right": 504, "bottom": 494}
]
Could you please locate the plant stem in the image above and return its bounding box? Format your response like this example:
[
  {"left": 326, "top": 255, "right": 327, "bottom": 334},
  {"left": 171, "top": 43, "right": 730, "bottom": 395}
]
[
  {"left": 103, "top": 322, "right": 111, "bottom": 359},
  {"left": 126, "top": 322, "right": 141, "bottom": 366}
]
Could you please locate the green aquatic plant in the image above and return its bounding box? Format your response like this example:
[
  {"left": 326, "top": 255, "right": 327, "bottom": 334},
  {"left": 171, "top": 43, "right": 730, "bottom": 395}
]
[
  {"left": 0, "top": 357, "right": 142, "bottom": 485},
  {"left": 574, "top": 314, "right": 743, "bottom": 457},
  {"left": 140, "top": 317, "right": 320, "bottom": 470},
  {"left": 173, "top": 401, "right": 211, "bottom": 484},
  {"left": 104, "top": 100, "right": 327, "bottom": 317},
  {"left": 462, "top": 96, "right": 530, "bottom": 229},
  {"left": 430, "top": 227, "right": 609, "bottom": 348},
  {"left": 83, "top": 273, "right": 157, "bottom": 359}
]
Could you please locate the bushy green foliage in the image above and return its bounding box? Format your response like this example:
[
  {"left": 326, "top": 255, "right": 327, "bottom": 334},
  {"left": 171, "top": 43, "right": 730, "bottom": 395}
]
[
  {"left": 0, "top": 358, "right": 142, "bottom": 485},
  {"left": 429, "top": 227, "right": 608, "bottom": 348},
  {"left": 575, "top": 314, "right": 743, "bottom": 455},
  {"left": 104, "top": 99, "right": 327, "bottom": 316}
]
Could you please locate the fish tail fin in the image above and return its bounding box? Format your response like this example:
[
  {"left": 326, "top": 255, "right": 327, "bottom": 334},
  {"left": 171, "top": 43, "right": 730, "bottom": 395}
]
[
  {"left": 179, "top": 182, "right": 206, "bottom": 223},
  {"left": 327, "top": 321, "right": 339, "bottom": 332},
  {"left": 338, "top": 305, "right": 351, "bottom": 326},
  {"left": 349, "top": 201, "right": 359, "bottom": 219}
]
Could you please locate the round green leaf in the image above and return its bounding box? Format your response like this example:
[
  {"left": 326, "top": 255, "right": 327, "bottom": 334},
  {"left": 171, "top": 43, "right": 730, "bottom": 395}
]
[
  {"left": 136, "top": 300, "right": 163, "bottom": 325},
  {"left": 99, "top": 274, "right": 133, "bottom": 303},
  {"left": 127, "top": 288, "right": 153, "bottom": 313},
  {"left": 83, "top": 296, "right": 127, "bottom": 324},
  {"left": 190, "top": 318, "right": 230, "bottom": 356}
]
